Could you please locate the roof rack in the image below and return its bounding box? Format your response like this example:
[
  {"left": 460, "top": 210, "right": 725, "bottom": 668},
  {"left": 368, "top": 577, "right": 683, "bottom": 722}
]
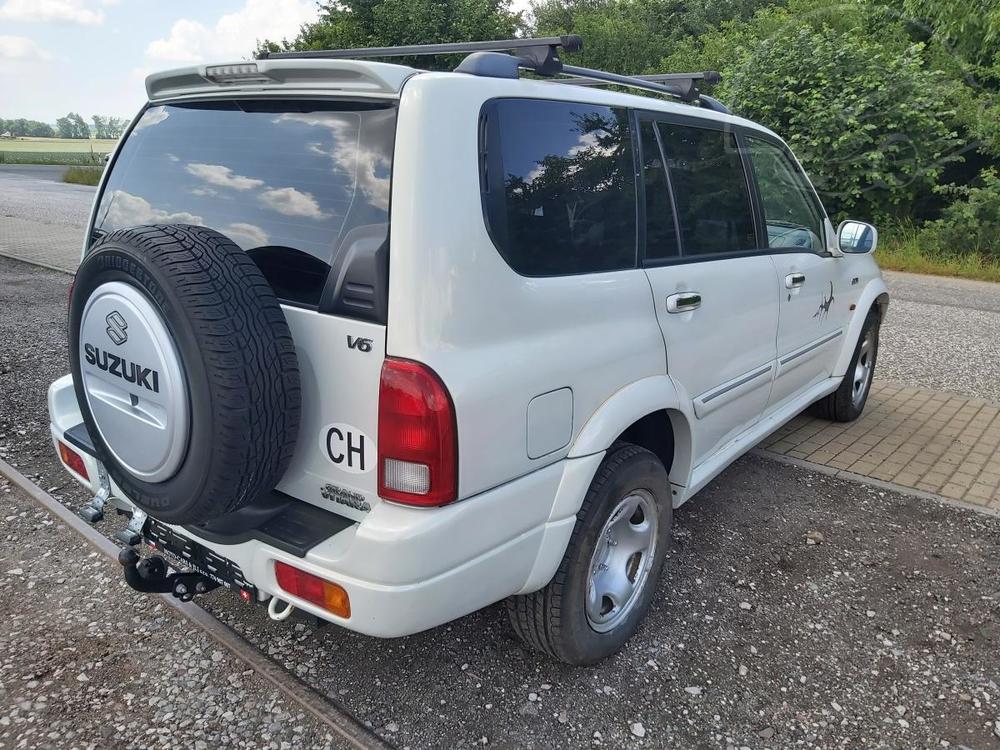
[
  {"left": 257, "top": 36, "right": 728, "bottom": 112},
  {"left": 551, "top": 70, "right": 729, "bottom": 113}
]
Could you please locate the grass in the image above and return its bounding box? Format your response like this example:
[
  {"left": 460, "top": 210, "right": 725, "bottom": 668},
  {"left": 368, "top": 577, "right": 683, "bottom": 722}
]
[
  {"left": 62, "top": 166, "right": 104, "bottom": 186},
  {"left": 0, "top": 136, "right": 116, "bottom": 166},
  {"left": 876, "top": 227, "right": 1000, "bottom": 284}
]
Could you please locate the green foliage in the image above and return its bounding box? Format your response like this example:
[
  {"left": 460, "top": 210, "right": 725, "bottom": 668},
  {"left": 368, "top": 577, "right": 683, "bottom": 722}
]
[
  {"left": 90, "top": 115, "right": 127, "bottom": 140},
  {"left": 0, "top": 150, "right": 106, "bottom": 166},
  {"left": 917, "top": 168, "right": 1000, "bottom": 257},
  {"left": 55, "top": 112, "right": 89, "bottom": 139},
  {"left": 717, "top": 24, "right": 961, "bottom": 219},
  {"left": 259, "top": 0, "right": 523, "bottom": 68},
  {"left": 0, "top": 118, "right": 55, "bottom": 138},
  {"left": 62, "top": 166, "right": 105, "bottom": 186}
]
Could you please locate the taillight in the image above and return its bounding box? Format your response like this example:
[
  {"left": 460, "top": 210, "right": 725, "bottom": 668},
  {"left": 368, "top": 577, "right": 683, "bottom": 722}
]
[
  {"left": 58, "top": 441, "right": 89, "bottom": 480},
  {"left": 274, "top": 561, "right": 350, "bottom": 618},
  {"left": 377, "top": 357, "right": 457, "bottom": 506}
]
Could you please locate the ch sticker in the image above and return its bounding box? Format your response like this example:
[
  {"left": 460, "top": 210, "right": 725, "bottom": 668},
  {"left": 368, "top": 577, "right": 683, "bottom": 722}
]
[{"left": 319, "top": 423, "right": 373, "bottom": 474}]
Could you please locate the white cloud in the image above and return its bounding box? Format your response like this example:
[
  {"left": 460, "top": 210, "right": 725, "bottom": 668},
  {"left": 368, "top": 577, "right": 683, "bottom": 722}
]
[
  {"left": 103, "top": 190, "right": 203, "bottom": 228},
  {"left": 0, "top": 35, "right": 49, "bottom": 60},
  {"left": 146, "top": 0, "right": 317, "bottom": 63},
  {"left": 224, "top": 222, "right": 269, "bottom": 249},
  {"left": 259, "top": 187, "right": 326, "bottom": 219},
  {"left": 186, "top": 163, "right": 264, "bottom": 191},
  {"left": 0, "top": 0, "right": 104, "bottom": 25},
  {"left": 132, "top": 106, "right": 169, "bottom": 132}
]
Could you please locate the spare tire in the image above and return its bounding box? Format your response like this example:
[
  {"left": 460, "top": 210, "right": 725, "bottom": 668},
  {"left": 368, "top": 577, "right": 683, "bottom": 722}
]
[{"left": 69, "top": 224, "right": 301, "bottom": 525}]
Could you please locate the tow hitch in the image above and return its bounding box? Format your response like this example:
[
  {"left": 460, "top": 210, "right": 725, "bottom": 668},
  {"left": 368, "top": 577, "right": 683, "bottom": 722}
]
[{"left": 118, "top": 547, "right": 220, "bottom": 602}]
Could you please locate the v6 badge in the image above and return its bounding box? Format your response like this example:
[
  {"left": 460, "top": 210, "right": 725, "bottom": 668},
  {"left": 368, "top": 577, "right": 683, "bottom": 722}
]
[{"left": 319, "top": 423, "right": 373, "bottom": 474}]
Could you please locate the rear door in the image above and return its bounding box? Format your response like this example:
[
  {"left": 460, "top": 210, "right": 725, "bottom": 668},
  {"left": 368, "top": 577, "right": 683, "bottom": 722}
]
[
  {"left": 91, "top": 99, "right": 397, "bottom": 522},
  {"left": 637, "top": 114, "right": 779, "bottom": 466},
  {"left": 742, "top": 134, "right": 848, "bottom": 412}
]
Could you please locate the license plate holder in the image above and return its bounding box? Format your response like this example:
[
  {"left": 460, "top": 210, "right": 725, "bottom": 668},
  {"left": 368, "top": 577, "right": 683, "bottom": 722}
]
[{"left": 143, "top": 518, "right": 257, "bottom": 598}]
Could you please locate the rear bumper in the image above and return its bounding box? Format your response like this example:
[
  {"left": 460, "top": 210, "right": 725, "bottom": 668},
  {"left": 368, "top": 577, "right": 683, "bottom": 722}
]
[{"left": 48, "top": 374, "right": 599, "bottom": 637}]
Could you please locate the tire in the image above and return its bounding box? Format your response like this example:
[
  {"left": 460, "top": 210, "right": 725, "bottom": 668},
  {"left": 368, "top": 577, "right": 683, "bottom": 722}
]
[
  {"left": 810, "top": 309, "right": 880, "bottom": 422},
  {"left": 69, "top": 224, "right": 300, "bottom": 525},
  {"left": 506, "top": 443, "right": 672, "bottom": 665}
]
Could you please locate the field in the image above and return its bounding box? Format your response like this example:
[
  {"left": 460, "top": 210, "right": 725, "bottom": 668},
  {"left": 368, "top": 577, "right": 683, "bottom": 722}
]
[{"left": 0, "top": 136, "right": 117, "bottom": 166}]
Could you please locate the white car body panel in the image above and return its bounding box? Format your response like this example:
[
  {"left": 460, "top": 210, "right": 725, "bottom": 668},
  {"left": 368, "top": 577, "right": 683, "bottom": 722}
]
[{"left": 48, "top": 59, "right": 888, "bottom": 637}]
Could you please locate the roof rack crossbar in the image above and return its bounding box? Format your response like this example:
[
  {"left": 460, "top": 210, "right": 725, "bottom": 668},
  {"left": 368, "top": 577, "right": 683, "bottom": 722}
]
[
  {"left": 257, "top": 35, "right": 582, "bottom": 61},
  {"left": 555, "top": 67, "right": 720, "bottom": 102}
]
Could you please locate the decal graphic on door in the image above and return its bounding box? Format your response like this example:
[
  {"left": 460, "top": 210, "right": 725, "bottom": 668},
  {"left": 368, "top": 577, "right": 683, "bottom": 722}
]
[
  {"left": 813, "top": 282, "right": 835, "bottom": 320},
  {"left": 319, "top": 423, "right": 373, "bottom": 474}
]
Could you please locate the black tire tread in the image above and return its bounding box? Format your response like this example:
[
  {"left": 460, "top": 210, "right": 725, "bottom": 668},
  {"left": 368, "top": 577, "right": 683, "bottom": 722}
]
[
  {"left": 75, "top": 224, "right": 300, "bottom": 523},
  {"left": 809, "top": 308, "right": 879, "bottom": 423},
  {"left": 506, "top": 443, "right": 648, "bottom": 663}
]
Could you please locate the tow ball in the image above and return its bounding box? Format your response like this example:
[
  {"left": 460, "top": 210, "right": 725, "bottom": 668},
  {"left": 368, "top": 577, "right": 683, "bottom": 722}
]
[{"left": 118, "top": 547, "right": 220, "bottom": 602}]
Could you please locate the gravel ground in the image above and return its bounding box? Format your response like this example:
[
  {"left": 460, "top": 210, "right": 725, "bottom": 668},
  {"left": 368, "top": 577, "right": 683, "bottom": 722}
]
[
  {"left": 0, "top": 473, "right": 346, "bottom": 750},
  {"left": 4, "top": 256, "right": 1000, "bottom": 748},
  {"left": 880, "top": 271, "right": 1000, "bottom": 403}
]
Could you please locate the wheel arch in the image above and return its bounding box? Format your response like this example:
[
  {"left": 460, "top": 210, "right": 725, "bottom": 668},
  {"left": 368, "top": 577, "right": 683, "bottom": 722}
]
[
  {"left": 833, "top": 278, "right": 889, "bottom": 377},
  {"left": 568, "top": 376, "right": 694, "bottom": 491}
]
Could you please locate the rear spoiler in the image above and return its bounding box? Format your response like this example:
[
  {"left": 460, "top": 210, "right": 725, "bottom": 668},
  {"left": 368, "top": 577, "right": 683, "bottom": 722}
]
[{"left": 146, "top": 59, "right": 416, "bottom": 100}]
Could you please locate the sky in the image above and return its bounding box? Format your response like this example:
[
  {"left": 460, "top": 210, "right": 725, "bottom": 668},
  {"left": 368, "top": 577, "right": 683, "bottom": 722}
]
[{"left": 0, "top": 0, "right": 531, "bottom": 124}]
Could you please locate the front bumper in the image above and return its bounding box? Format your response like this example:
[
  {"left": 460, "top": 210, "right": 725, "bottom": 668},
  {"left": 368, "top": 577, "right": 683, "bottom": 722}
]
[{"left": 48, "top": 374, "right": 599, "bottom": 637}]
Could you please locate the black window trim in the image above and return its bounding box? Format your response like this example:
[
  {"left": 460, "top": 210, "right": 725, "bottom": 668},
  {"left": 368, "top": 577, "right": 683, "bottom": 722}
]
[
  {"left": 633, "top": 110, "right": 684, "bottom": 264},
  {"left": 478, "top": 96, "right": 640, "bottom": 279},
  {"left": 633, "top": 110, "right": 761, "bottom": 267}
]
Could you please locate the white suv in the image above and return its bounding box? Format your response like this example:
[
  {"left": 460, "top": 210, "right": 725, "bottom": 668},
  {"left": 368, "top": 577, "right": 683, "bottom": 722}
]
[{"left": 48, "top": 36, "right": 888, "bottom": 664}]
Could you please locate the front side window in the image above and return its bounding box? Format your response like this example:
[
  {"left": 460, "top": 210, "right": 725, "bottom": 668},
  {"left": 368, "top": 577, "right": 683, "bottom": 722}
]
[
  {"left": 95, "top": 100, "right": 396, "bottom": 306},
  {"left": 657, "top": 123, "right": 756, "bottom": 256},
  {"left": 482, "top": 99, "right": 636, "bottom": 276},
  {"left": 746, "top": 136, "right": 826, "bottom": 252}
]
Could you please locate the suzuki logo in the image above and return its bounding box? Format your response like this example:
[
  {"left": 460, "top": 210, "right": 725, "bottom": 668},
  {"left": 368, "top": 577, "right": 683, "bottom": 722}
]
[{"left": 105, "top": 310, "right": 128, "bottom": 346}]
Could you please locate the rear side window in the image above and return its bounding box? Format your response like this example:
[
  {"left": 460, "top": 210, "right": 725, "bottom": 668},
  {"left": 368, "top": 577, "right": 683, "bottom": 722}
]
[
  {"left": 656, "top": 123, "right": 756, "bottom": 256},
  {"left": 95, "top": 100, "right": 396, "bottom": 307},
  {"left": 481, "top": 99, "right": 636, "bottom": 276}
]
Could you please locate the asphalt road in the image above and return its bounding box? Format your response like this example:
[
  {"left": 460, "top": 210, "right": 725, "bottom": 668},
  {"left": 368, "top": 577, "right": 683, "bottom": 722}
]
[{"left": 3, "top": 255, "right": 1000, "bottom": 749}]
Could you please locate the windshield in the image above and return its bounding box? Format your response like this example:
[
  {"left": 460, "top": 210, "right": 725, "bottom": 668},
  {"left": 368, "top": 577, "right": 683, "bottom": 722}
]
[{"left": 94, "top": 99, "right": 396, "bottom": 306}]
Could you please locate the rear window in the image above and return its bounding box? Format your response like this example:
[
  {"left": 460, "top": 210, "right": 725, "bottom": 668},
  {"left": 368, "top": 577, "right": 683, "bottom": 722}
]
[
  {"left": 480, "top": 98, "right": 637, "bottom": 276},
  {"left": 94, "top": 100, "right": 395, "bottom": 307}
]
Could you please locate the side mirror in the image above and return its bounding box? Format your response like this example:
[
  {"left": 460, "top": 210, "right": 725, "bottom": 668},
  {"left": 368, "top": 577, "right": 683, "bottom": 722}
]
[{"left": 837, "top": 220, "right": 878, "bottom": 254}]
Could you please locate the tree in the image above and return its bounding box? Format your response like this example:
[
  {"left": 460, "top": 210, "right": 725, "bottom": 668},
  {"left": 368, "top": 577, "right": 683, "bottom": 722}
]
[
  {"left": 259, "top": 0, "right": 524, "bottom": 67},
  {"left": 56, "top": 112, "right": 89, "bottom": 139},
  {"left": 0, "top": 117, "right": 55, "bottom": 137}
]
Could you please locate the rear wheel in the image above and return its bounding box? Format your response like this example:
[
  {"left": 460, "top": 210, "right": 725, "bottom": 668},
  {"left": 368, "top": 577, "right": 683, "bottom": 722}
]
[
  {"left": 810, "top": 309, "right": 880, "bottom": 422},
  {"left": 506, "top": 443, "right": 671, "bottom": 665}
]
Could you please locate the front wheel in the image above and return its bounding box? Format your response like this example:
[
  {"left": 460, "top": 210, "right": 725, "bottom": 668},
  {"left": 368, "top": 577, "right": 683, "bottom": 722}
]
[
  {"left": 810, "top": 309, "right": 880, "bottom": 422},
  {"left": 506, "top": 443, "right": 672, "bottom": 665}
]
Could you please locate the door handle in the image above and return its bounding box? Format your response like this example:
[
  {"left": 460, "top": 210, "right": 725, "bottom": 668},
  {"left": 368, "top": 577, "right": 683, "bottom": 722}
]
[
  {"left": 666, "top": 292, "right": 702, "bottom": 313},
  {"left": 785, "top": 272, "right": 806, "bottom": 289}
]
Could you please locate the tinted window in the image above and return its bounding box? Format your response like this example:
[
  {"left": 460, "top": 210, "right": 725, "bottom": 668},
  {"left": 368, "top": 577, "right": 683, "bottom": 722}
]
[
  {"left": 639, "top": 119, "right": 679, "bottom": 261},
  {"left": 483, "top": 99, "right": 636, "bottom": 276},
  {"left": 95, "top": 100, "right": 395, "bottom": 306},
  {"left": 657, "top": 124, "right": 755, "bottom": 256},
  {"left": 746, "top": 136, "right": 825, "bottom": 251}
]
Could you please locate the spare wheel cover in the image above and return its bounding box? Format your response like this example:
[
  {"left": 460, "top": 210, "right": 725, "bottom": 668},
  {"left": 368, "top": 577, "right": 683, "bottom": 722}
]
[{"left": 78, "top": 280, "right": 189, "bottom": 482}]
